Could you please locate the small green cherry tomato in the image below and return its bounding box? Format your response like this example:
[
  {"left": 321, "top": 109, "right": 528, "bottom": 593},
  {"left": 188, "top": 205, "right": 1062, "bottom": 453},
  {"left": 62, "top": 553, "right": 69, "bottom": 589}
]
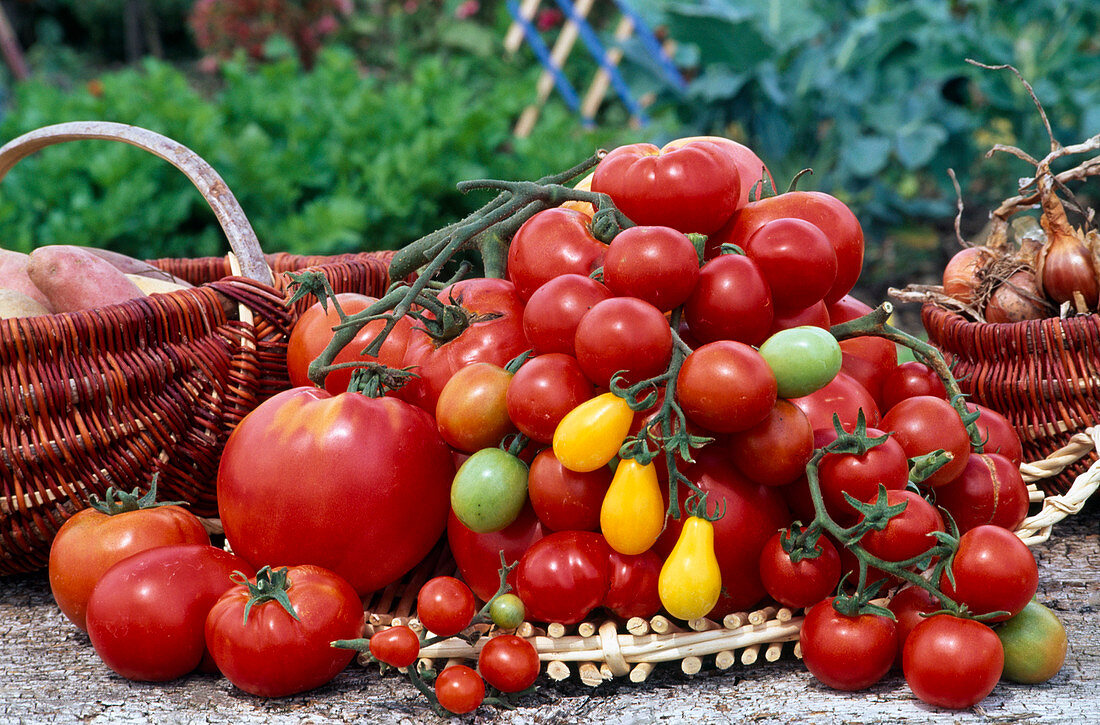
[
  {"left": 450, "top": 448, "right": 529, "bottom": 533},
  {"left": 997, "top": 600, "right": 1068, "bottom": 684},
  {"left": 758, "top": 326, "right": 842, "bottom": 398},
  {"left": 489, "top": 593, "right": 526, "bottom": 630}
]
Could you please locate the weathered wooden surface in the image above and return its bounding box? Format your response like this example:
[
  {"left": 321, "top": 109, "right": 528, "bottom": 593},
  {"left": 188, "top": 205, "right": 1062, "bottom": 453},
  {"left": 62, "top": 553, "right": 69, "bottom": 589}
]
[{"left": 2, "top": 502, "right": 1098, "bottom": 724}]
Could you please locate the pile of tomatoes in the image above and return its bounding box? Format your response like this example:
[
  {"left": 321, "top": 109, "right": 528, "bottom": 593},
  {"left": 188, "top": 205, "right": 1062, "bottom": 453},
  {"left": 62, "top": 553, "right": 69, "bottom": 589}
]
[{"left": 45, "top": 135, "right": 1070, "bottom": 714}]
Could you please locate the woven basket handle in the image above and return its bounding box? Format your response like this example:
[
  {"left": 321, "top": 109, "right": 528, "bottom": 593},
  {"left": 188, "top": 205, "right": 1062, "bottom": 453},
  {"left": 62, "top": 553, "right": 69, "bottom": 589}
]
[{"left": 0, "top": 121, "right": 273, "bottom": 286}]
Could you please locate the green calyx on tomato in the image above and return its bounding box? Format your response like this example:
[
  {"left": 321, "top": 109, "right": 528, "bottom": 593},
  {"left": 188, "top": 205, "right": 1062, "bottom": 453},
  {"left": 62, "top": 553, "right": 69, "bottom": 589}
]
[
  {"left": 347, "top": 361, "right": 419, "bottom": 398},
  {"left": 88, "top": 472, "right": 186, "bottom": 515},
  {"left": 231, "top": 566, "right": 300, "bottom": 624}
]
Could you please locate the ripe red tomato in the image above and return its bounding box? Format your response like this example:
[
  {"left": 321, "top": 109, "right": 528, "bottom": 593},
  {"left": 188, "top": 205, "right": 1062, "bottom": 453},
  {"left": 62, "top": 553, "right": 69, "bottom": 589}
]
[
  {"left": 826, "top": 294, "right": 874, "bottom": 324},
  {"left": 727, "top": 399, "right": 814, "bottom": 487},
  {"left": 507, "top": 208, "right": 607, "bottom": 300},
  {"left": 205, "top": 565, "right": 365, "bottom": 698},
  {"left": 48, "top": 491, "right": 209, "bottom": 631},
  {"left": 656, "top": 448, "right": 790, "bottom": 616},
  {"left": 903, "top": 615, "right": 1003, "bottom": 709},
  {"left": 934, "top": 452, "right": 1030, "bottom": 533},
  {"left": 527, "top": 448, "right": 610, "bottom": 532},
  {"left": 743, "top": 217, "right": 837, "bottom": 312},
  {"left": 602, "top": 225, "right": 700, "bottom": 311},
  {"left": 676, "top": 340, "right": 778, "bottom": 434},
  {"left": 514, "top": 530, "right": 611, "bottom": 625},
  {"left": 660, "top": 136, "right": 773, "bottom": 208},
  {"left": 416, "top": 576, "right": 476, "bottom": 637},
  {"left": 477, "top": 634, "right": 540, "bottom": 693},
  {"left": 881, "top": 395, "right": 971, "bottom": 487},
  {"left": 287, "top": 293, "right": 414, "bottom": 394},
  {"left": 435, "top": 362, "right": 517, "bottom": 452},
  {"left": 435, "top": 664, "right": 485, "bottom": 714},
  {"left": 790, "top": 371, "right": 881, "bottom": 432},
  {"left": 592, "top": 140, "right": 742, "bottom": 234},
  {"left": 447, "top": 504, "right": 544, "bottom": 602},
  {"left": 857, "top": 489, "right": 944, "bottom": 563},
  {"left": 401, "top": 278, "right": 527, "bottom": 412},
  {"left": 369, "top": 625, "right": 421, "bottom": 668},
  {"left": 710, "top": 190, "right": 864, "bottom": 304},
  {"left": 85, "top": 544, "right": 254, "bottom": 682},
  {"left": 888, "top": 585, "right": 940, "bottom": 667},
  {"left": 878, "top": 361, "right": 947, "bottom": 412},
  {"left": 506, "top": 353, "right": 594, "bottom": 443},
  {"left": 800, "top": 598, "right": 898, "bottom": 691},
  {"left": 939, "top": 525, "right": 1038, "bottom": 622},
  {"left": 217, "top": 387, "right": 455, "bottom": 596},
  {"left": 522, "top": 274, "right": 612, "bottom": 356},
  {"left": 769, "top": 300, "right": 831, "bottom": 336},
  {"left": 604, "top": 548, "right": 663, "bottom": 620},
  {"left": 574, "top": 296, "right": 672, "bottom": 387},
  {"left": 815, "top": 426, "right": 909, "bottom": 525},
  {"left": 758, "top": 532, "right": 841, "bottom": 609},
  {"left": 967, "top": 402, "right": 1024, "bottom": 466},
  {"left": 838, "top": 335, "right": 899, "bottom": 407},
  {"left": 683, "top": 253, "right": 774, "bottom": 346}
]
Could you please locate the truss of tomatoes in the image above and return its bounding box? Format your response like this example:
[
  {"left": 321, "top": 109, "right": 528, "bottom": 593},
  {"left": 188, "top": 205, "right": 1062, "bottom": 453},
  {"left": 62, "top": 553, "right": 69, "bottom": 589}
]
[{"left": 258, "top": 137, "right": 1059, "bottom": 711}]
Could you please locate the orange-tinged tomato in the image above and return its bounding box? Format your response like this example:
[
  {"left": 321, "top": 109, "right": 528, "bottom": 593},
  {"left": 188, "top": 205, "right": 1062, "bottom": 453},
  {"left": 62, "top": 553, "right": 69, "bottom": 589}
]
[
  {"left": 552, "top": 392, "right": 633, "bottom": 472},
  {"left": 600, "top": 459, "right": 664, "bottom": 555},
  {"left": 435, "top": 362, "right": 517, "bottom": 452},
  {"left": 658, "top": 516, "right": 722, "bottom": 621}
]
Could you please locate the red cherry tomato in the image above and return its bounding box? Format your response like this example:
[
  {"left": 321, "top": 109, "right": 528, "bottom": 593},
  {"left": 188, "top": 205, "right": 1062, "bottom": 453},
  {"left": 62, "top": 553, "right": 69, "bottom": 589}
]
[
  {"left": 417, "top": 576, "right": 477, "bottom": 637},
  {"left": 758, "top": 531, "right": 841, "bottom": 609},
  {"left": 727, "top": 399, "right": 814, "bottom": 487},
  {"left": 514, "top": 530, "right": 611, "bottom": 625},
  {"left": 934, "top": 452, "right": 1030, "bottom": 533},
  {"left": 790, "top": 371, "right": 881, "bottom": 432},
  {"left": 769, "top": 300, "right": 831, "bottom": 335},
  {"left": 507, "top": 208, "right": 607, "bottom": 301},
  {"left": 527, "top": 448, "right": 610, "bottom": 532},
  {"left": 660, "top": 136, "right": 773, "bottom": 208},
  {"left": 435, "top": 664, "right": 485, "bottom": 715},
  {"left": 574, "top": 297, "right": 672, "bottom": 387},
  {"left": 435, "top": 362, "right": 517, "bottom": 453},
  {"left": 506, "top": 353, "right": 594, "bottom": 444},
  {"left": 857, "top": 489, "right": 944, "bottom": 564},
  {"left": 369, "top": 625, "right": 421, "bottom": 668},
  {"left": 743, "top": 217, "right": 837, "bottom": 312},
  {"left": 903, "top": 615, "right": 1003, "bottom": 709},
  {"left": 602, "top": 225, "right": 700, "bottom": 311},
  {"left": 826, "top": 294, "right": 874, "bottom": 324},
  {"left": 477, "top": 634, "right": 540, "bottom": 693},
  {"left": 879, "top": 361, "right": 947, "bottom": 412},
  {"left": 592, "top": 140, "right": 742, "bottom": 234},
  {"left": 939, "top": 525, "right": 1038, "bottom": 622},
  {"left": 676, "top": 340, "right": 778, "bottom": 434},
  {"left": 967, "top": 402, "right": 1024, "bottom": 467},
  {"left": 522, "top": 274, "right": 613, "bottom": 356},
  {"left": 604, "top": 548, "right": 663, "bottom": 620},
  {"left": 838, "top": 336, "right": 899, "bottom": 406},
  {"left": 447, "top": 504, "right": 544, "bottom": 602},
  {"left": 800, "top": 598, "right": 898, "bottom": 691},
  {"left": 814, "top": 426, "right": 910, "bottom": 525},
  {"left": 683, "top": 253, "right": 774, "bottom": 346},
  {"left": 888, "top": 585, "right": 940, "bottom": 667},
  {"left": 881, "top": 395, "right": 971, "bottom": 487}
]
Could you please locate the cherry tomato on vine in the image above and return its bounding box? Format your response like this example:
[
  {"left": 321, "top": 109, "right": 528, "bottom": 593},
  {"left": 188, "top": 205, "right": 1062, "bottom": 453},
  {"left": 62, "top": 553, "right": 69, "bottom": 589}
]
[
  {"left": 602, "top": 225, "right": 700, "bottom": 311},
  {"left": 604, "top": 548, "right": 663, "bottom": 620},
  {"left": 857, "top": 489, "right": 944, "bottom": 564},
  {"left": 369, "top": 625, "right": 421, "bottom": 668},
  {"left": 727, "top": 399, "right": 814, "bottom": 487},
  {"left": 934, "top": 452, "right": 1030, "bottom": 533},
  {"left": 658, "top": 514, "right": 722, "bottom": 621},
  {"left": 522, "top": 273, "right": 612, "bottom": 356},
  {"left": 997, "top": 600, "right": 1068, "bottom": 684},
  {"left": 435, "top": 362, "right": 517, "bottom": 453},
  {"left": 967, "top": 402, "right": 1024, "bottom": 467},
  {"left": 887, "top": 585, "right": 941, "bottom": 667},
  {"left": 478, "top": 634, "right": 540, "bottom": 693},
  {"left": 592, "top": 140, "right": 742, "bottom": 234},
  {"left": 800, "top": 598, "right": 898, "bottom": 691},
  {"left": 527, "top": 448, "right": 610, "bottom": 532},
  {"left": 574, "top": 296, "right": 672, "bottom": 388},
  {"left": 758, "top": 326, "right": 842, "bottom": 399},
  {"left": 553, "top": 392, "right": 634, "bottom": 473},
  {"left": 417, "top": 576, "right": 476, "bottom": 637},
  {"left": 881, "top": 395, "right": 971, "bottom": 487},
  {"left": 878, "top": 361, "right": 947, "bottom": 412},
  {"left": 903, "top": 615, "right": 1003, "bottom": 709},
  {"left": 815, "top": 426, "right": 909, "bottom": 525},
  {"left": 743, "top": 217, "right": 837, "bottom": 312},
  {"left": 683, "top": 252, "right": 774, "bottom": 346},
  {"left": 435, "top": 664, "right": 485, "bottom": 715},
  {"left": 676, "top": 340, "right": 778, "bottom": 434},
  {"left": 600, "top": 458, "right": 664, "bottom": 556},
  {"left": 939, "top": 525, "right": 1038, "bottom": 622},
  {"left": 514, "top": 530, "right": 611, "bottom": 625},
  {"left": 450, "top": 447, "right": 529, "bottom": 534},
  {"left": 790, "top": 371, "right": 881, "bottom": 432},
  {"left": 489, "top": 593, "right": 526, "bottom": 630},
  {"left": 507, "top": 207, "right": 607, "bottom": 301},
  {"left": 758, "top": 531, "right": 841, "bottom": 610},
  {"left": 838, "top": 333, "right": 899, "bottom": 408},
  {"left": 506, "top": 352, "right": 594, "bottom": 444},
  {"left": 205, "top": 565, "right": 365, "bottom": 698}
]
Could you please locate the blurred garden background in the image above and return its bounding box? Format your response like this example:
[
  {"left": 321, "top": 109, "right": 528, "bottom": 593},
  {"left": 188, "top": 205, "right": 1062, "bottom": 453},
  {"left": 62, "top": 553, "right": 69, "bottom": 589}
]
[{"left": 0, "top": 0, "right": 1097, "bottom": 306}]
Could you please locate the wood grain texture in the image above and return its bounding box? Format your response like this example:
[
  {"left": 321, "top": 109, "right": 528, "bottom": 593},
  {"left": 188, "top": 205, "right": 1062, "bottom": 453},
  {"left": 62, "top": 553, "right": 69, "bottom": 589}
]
[{"left": 2, "top": 502, "right": 1097, "bottom": 724}]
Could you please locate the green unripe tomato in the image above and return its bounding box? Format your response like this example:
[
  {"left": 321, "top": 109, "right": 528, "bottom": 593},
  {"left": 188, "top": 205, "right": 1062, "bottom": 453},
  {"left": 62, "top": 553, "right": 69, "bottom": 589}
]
[
  {"left": 758, "top": 326, "right": 843, "bottom": 398},
  {"left": 450, "top": 448, "right": 529, "bottom": 533},
  {"left": 996, "top": 599, "right": 1068, "bottom": 684},
  {"left": 489, "top": 593, "right": 526, "bottom": 629}
]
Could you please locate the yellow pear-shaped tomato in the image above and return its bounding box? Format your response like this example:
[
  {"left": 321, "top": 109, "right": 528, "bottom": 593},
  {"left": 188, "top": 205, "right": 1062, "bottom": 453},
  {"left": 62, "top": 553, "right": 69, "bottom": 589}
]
[
  {"left": 600, "top": 459, "right": 664, "bottom": 555},
  {"left": 658, "top": 516, "right": 722, "bottom": 621},
  {"left": 552, "top": 392, "right": 633, "bottom": 472}
]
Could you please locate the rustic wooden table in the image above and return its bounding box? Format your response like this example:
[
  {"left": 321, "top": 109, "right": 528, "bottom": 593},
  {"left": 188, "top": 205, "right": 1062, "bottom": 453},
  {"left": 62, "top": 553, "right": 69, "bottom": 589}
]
[{"left": 2, "top": 501, "right": 1097, "bottom": 724}]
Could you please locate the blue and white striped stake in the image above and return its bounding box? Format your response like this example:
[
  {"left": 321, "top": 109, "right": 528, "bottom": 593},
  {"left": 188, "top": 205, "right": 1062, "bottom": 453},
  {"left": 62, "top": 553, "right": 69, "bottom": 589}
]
[
  {"left": 506, "top": 0, "right": 584, "bottom": 114},
  {"left": 611, "top": 0, "right": 687, "bottom": 91}
]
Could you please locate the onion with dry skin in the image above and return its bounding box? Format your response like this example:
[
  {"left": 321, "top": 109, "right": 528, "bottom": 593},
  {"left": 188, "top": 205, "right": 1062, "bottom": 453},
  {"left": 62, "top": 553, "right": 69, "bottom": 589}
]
[
  {"left": 942, "top": 247, "right": 995, "bottom": 306},
  {"left": 1034, "top": 170, "right": 1098, "bottom": 312},
  {"left": 985, "top": 269, "right": 1049, "bottom": 323}
]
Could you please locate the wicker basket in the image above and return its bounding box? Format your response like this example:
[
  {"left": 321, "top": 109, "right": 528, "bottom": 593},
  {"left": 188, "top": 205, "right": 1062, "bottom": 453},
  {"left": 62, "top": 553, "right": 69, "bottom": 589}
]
[
  {"left": 0, "top": 122, "right": 391, "bottom": 575},
  {"left": 922, "top": 303, "right": 1100, "bottom": 495},
  {"left": 359, "top": 431, "right": 1100, "bottom": 683}
]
